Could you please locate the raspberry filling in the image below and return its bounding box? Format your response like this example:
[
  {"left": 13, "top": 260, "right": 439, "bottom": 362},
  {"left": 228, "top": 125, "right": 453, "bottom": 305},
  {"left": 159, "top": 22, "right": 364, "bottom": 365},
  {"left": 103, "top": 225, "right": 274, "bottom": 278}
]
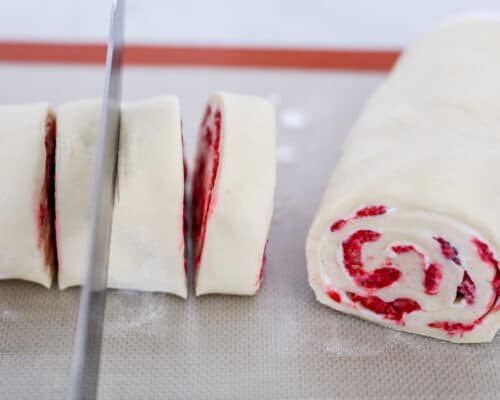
[
  {"left": 326, "top": 205, "right": 500, "bottom": 334},
  {"left": 37, "top": 116, "right": 57, "bottom": 272},
  {"left": 181, "top": 129, "right": 188, "bottom": 273},
  {"left": 347, "top": 292, "right": 421, "bottom": 322},
  {"left": 494, "top": 275, "right": 500, "bottom": 297},
  {"left": 429, "top": 238, "right": 499, "bottom": 335},
  {"left": 325, "top": 206, "right": 500, "bottom": 336},
  {"left": 256, "top": 240, "right": 269, "bottom": 288},
  {"left": 423, "top": 264, "right": 442, "bottom": 296},
  {"left": 330, "top": 219, "right": 347, "bottom": 232},
  {"left": 355, "top": 205, "right": 387, "bottom": 218},
  {"left": 434, "top": 237, "right": 461, "bottom": 265},
  {"left": 428, "top": 321, "right": 477, "bottom": 335},
  {"left": 391, "top": 245, "right": 442, "bottom": 295},
  {"left": 472, "top": 238, "right": 499, "bottom": 269},
  {"left": 326, "top": 287, "right": 341, "bottom": 303},
  {"left": 457, "top": 271, "right": 476, "bottom": 305},
  {"left": 330, "top": 205, "right": 386, "bottom": 232},
  {"left": 472, "top": 237, "right": 500, "bottom": 297},
  {"left": 192, "top": 105, "right": 221, "bottom": 268},
  {"left": 342, "top": 229, "right": 401, "bottom": 289},
  {"left": 433, "top": 237, "right": 475, "bottom": 304}
]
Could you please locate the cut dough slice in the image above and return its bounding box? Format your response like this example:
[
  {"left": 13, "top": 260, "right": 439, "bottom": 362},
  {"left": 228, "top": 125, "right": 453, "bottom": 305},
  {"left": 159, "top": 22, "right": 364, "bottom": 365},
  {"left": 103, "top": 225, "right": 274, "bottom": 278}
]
[
  {"left": 192, "top": 92, "right": 276, "bottom": 296},
  {"left": 0, "top": 103, "right": 56, "bottom": 287},
  {"left": 306, "top": 17, "right": 500, "bottom": 343},
  {"left": 57, "top": 97, "right": 187, "bottom": 297}
]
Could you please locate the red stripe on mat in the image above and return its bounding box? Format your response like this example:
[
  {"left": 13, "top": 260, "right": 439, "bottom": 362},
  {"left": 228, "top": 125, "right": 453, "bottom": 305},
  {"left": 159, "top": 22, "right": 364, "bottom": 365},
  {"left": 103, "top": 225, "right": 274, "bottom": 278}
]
[{"left": 0, "top": 42, "right": 400, "bottom": 71}]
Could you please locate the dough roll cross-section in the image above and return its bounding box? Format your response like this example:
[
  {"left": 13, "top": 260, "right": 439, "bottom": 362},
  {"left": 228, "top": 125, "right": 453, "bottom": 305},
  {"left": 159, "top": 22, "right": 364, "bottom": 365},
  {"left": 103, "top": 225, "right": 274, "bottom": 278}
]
[
  {"left": 306, "top": 17, "right": 500, "bottom": 343},
  {"left": 192, "top": 92, "right": 276, "bottom": 296},
  {"left": 0, "top": 103, "right": 56, "bottom": 287},
  {"left": 56, "top": 97, "right": 187, "bottom": 297}
]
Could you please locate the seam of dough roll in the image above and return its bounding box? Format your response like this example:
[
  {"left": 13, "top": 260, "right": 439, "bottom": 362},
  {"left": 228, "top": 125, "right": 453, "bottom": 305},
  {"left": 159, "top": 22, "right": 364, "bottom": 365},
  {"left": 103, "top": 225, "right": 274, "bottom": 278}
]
[
  {"left": 192, "top": 92, "right": 276, "bottom": 296},
  {"left": 0, "top": 103, "right": 56, "bottom": 287},
  {"left": 56, "top": 97, "right": 187, "bottom": 297},
  {"left": 306, "top": 16, "right": 500, "bottom": 343}
]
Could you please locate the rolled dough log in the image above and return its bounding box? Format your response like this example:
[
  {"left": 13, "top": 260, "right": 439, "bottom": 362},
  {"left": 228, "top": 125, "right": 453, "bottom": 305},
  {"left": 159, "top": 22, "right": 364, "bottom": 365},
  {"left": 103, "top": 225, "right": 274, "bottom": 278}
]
[
  {"left": 306, "top": 17, "right": 500, "bottom": 343},
  {"left": 56, "top": 97, "right": 187, "bottom": 297},
  {"left": 192, "top": 92, "right": 276, "bottom": 295}
]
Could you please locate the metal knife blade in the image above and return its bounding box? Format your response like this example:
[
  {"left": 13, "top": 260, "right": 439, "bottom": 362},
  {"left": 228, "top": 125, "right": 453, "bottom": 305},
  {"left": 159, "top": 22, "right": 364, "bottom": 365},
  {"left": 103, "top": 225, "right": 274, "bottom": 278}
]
[{"left": 69, "top": 1, "right": 124, "bottom": 399}]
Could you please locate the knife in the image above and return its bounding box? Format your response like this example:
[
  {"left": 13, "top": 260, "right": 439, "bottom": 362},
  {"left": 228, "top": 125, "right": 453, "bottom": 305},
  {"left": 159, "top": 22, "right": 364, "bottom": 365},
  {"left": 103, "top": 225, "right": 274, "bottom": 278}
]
[{"left": 68, "top": 1, "right": 124, "bottom": 399}]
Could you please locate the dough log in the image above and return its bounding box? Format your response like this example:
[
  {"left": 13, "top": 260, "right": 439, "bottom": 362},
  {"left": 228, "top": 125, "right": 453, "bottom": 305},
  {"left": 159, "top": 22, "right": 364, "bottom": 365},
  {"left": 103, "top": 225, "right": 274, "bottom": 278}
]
[{"left": 306, "top": 17, "right": 500, "bottom": 343}]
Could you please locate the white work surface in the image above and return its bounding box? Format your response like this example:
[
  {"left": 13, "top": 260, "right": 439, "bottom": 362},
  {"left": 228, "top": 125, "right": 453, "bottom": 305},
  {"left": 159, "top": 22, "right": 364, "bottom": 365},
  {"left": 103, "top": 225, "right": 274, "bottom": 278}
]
[
  {"left": 1, "top": 0, "right": 500, "bottom": 48},
  {"left": 0, "top": 63, "right": 499, "bottom": 399}
]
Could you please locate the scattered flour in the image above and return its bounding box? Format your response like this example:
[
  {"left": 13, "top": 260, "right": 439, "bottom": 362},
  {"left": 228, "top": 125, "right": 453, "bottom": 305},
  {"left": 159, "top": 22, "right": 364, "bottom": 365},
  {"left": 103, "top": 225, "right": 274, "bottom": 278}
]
[
  {"left": 267, "top": 92, "right": 282, "bottom": 107},
  {"left": 104, "top": 291, "right": 168, "bottom": 337},
  {"left": 280, "top": 109, "right": 308, "bottom": 129},
  {"left": 276, "top": 145, "right": 295, "bottom": 164}
]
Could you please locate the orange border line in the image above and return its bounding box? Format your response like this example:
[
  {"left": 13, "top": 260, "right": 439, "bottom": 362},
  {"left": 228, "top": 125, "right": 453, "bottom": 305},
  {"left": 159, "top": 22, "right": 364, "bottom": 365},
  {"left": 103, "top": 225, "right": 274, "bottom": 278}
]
[{"left": 0, "top": 41, "right": 400, "bottom": 71}]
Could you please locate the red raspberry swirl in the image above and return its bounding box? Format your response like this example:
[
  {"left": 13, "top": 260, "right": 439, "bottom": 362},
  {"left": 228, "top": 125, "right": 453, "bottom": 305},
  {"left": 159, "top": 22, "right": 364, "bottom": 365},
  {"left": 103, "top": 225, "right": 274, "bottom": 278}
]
[
  {"left": 322, "top": 205, "right": 500, "bottom": 336},
  {"left": 192, "top": 105, "right": 221, "bottom": 269},
  {"left": 37, "top": 116, "right": 57, "bottom": 274}
]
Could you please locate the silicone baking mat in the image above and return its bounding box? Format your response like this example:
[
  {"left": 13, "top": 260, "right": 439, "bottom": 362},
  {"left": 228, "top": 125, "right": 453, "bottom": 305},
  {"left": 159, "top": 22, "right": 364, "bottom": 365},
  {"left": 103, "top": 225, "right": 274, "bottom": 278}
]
[{"left": 0, "top": 62, "right": 499, "bottom": 399}]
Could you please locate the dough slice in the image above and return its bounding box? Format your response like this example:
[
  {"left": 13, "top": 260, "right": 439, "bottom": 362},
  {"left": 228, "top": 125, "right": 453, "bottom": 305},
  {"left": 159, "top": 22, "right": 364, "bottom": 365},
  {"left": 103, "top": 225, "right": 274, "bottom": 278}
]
[
  {"left": 0, "top": 103, "right": 56, "bottom": 287},
  {"left": 192, "top": 92, "right": 276, "bottom": 295},
  {"left": 57, "top": 97, "right": 187, "bottom": 297}
]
